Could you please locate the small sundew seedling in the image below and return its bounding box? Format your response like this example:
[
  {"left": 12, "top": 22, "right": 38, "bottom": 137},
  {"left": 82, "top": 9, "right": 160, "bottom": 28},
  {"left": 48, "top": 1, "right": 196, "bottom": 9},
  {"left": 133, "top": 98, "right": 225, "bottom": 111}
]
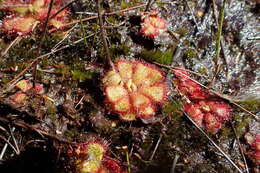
[
  {"left": 72, "top": 138, "right": 108, "bottom": 173},
  {"left": 174, "top": 68, "right": 209, "bottom": 99},
  {"left": 1, "top": 0, "right": 69, "bottom": 35},
  {"left": 10, "top": 91, "right": 28, "bottom": 104},
  {"left": 69, "top": 137, "right": 128, "bottom": 173},
  {"left": 103, "top": 59, "right": 168, "bottom": 121},
  {"left": 10, "top": 79, "right": 45, "bottom": 105},
  {"left": 140, "top": 10, "right": 167, "bottom": 38},
  {"left": 15, "top": 79, "right": 33, "bottom": 92}
]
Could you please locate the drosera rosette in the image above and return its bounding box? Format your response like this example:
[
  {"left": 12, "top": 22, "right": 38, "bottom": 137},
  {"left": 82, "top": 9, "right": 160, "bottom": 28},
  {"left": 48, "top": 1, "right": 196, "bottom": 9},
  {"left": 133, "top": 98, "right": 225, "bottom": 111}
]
[
  {"left": 102, "top": 59, "right": 168, "bottom": 121},
  {"left": 173, "top": 67, "right": 209, "bottom": 100},
  {"left": 1, "top": 0, "right": 69, "bottom": 36},
  {"left": 15, "top": 79, "right": 45, "bottom": 95},
  {"left": 245, "top": 133, "right": 260, "bottom": 164},
  {"left": 9, "top": 79, "right": 45, "bottom": 105},
  {"left": 73, "top": 138, "right": 108, "bottom": 173},
  {"left": 184, "top": 99, "right": 232, "bottom": 133},
  {"left": 174, "top": 67, "right": 233, "bottom": 133},
  {"left": 69, "top": 137, "right": 128, "bottom": 173},
  {"left": 140, "top": 10, "right": 168, "bottom": 38},
  {"left": 10, "top": 91, "right": 28, "bottom": 104}
]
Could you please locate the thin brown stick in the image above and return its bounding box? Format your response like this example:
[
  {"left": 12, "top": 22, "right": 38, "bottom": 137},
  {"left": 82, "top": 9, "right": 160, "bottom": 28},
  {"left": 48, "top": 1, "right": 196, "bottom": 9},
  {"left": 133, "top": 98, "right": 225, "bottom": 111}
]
[
  {"left": 184, "top": 0, "right": 200, "bottom": 32},
  {"left": 0, "top": 135, "right": 19, "bottom": 155},
  {"left": 145, "top": 0, "right": 153, "bottom": 11},
  {"left": 49, "top": 3, "right": 146, "bottom": 33},
  {"left": 230, "top": 123, "right": 249, "bottom": 173},
  {"left": 0, "top": 117, "right": 75, "bottom": 144},
  {"left": 50, "top": 0, "right": 78, "bottom": 19},
  {"left": 1, "top": 36, "right": 22, "bottom": 57},
  {"left": 9, "top": 126, "right": 20, "bottom": 155},
  {"left": 170, "top": 154, "right": 180, "bottom": 173},
  {"left": 1, "top": 37, "right": 86, "bottom": 95},
  {"left": 33, "top": 0, "right": 54, "bottom": 87},
  {"left": 96, "top": 0, "right": 113, "bottom": 68},
  {"left": 149, "top": 134, "right": 162, "bottom": 161},
  {"left": 0, "top": 127, "right": 16, "bottom": 159}
]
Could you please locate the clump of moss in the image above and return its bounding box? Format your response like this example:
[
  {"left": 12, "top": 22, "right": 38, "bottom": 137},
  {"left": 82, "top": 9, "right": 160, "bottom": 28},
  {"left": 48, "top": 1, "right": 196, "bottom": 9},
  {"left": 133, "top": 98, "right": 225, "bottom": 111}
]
[
  {"left": 138, "top": 49, "right": 173, "bottom": 65},
  {"left": 234, "top": 114, "right": 251, "bottom": 137},
  {"left": 237, "top": 99, "right": 260, "bottom": 112},
  {"left": 176, "top": 27, "right": 189, "bottom": 37},
  {"left": 184, "top": 48, "right": 197, "bottom": 59},
  {"left": 162, "top": 100, "right": 183, "bottom": 120},
  {"left": 110, "top": 43, "right": 130, "bottom": 59},
  {"left": 72, "top": 70, "right": 93, "bottom": 81}
]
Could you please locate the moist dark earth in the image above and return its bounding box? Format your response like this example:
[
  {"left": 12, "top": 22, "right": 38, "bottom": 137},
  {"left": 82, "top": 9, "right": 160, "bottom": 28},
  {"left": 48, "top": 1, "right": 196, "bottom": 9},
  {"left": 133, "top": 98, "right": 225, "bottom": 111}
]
[{"left": 0, "top": 0, "right": 259, "bottom": 173}]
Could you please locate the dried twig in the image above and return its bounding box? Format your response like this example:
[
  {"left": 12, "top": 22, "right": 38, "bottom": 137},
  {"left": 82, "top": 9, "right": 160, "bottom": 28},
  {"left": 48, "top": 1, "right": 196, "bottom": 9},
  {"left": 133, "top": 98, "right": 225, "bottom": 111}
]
[
  {"left": 75, "top": 95, "right": 85, "bottom": 109},
  {"left": 32, "top": 0, "right": 54, "bottom": 88},
  {"left": 0, "top": 135, "right": 19, "bottom": 155},
  {"left": 0, "top": 136, "right": 12, "bottom": 160},
  {"left": 126, "top": 150, "right": 131, "bottom": 173},
  {"left": 0, "top": 127, "right": 16, "bottom": 160},
  {"left": 230, "top": 123, "right": 249, "bottom": 173},
  {"left": 50, "top": 0, "right": 78, "bottom": 19},
  {"left": 149, "top": 134, "right": 162, "bottom": 161},
  {"left": 0, "top": 117, "right": 75, "bottom": 144},
  {"left": 49, "top": 4, "right": 146, "bottom": 33},
  {"left": 96, "top": 0, "right": 114, "bottom": 68},
  {"left": 1, "top": 36, "right": 22, "bottom": 57},
  {"left": 9, "top": 126, "right": 20, "bottom": 155},
  {"left": 170, "top": 154, "right": 180, "bottom": 173},
  {"left": 145, "top": 0, "right": 153, "bottom": 11},
  {"left": 183, "top": 112, "right": 243, "bottom": 173}
]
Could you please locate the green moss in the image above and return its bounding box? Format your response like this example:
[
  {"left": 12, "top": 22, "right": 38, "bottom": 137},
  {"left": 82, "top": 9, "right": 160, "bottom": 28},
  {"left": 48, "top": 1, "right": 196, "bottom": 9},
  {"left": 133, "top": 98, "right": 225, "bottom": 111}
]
[
  {"left": 46, "top": 102, "right": 57, "bottom": 115},
  {"left": 56, "top": 64, "right": 70, "bottom": 76},
  {"left": 219, "top": 126, "right": 232, "bottom": 138},
  {"left": 237, "top": 99, "right": 260, "bottom": 112},
  {"left": 41, "top": 58, "right": 51, "bottom": 67},
  {"left": 41, "top": 34, "right": 61, "bottom": 49},
  {"left": 233, "top": 114, "right": 252, "bottom": 137},
  {"left": 184, "top": 48, "right": 197, "bottom": 59},
  {"left": 1, "top": 77, "right": 10, "bottom": 84},
  {"left": 118, "top": 0, "right": 142, "bottom": 8},
  {"left": 35, "top": 70, "right": 44, "bottom": 79},
  {"left": 162, "top": 101, "right": 183, "bottom": 121},
  {"left": 139, "top": 49, "right": 173, "bottom": 65},
  {"left": 121, "top": 1, "right": 129, "bottom": 9},
  {"left": 72, "top": 70, "right": 93, "bottom": 81},
  {"left": 183, "top": 39, "right": 190, "bottom": 46},
  {"left": 8, "top": 37, "right": 38, "bottom": 61},
  {"left": 110, "top": 42, "right": 130, "bottom": 58},
  {"left": 197, "top": 67, "right": 208, "bottom": 75},
  {"left": 64, "top": 128, "right": 78, "bottom": 141},
  {"left": 176, "top": 27, "right": 189, "bottom": 37},
  {"left": 106, "top": 16, "right": 119, "bottom": 25}
]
